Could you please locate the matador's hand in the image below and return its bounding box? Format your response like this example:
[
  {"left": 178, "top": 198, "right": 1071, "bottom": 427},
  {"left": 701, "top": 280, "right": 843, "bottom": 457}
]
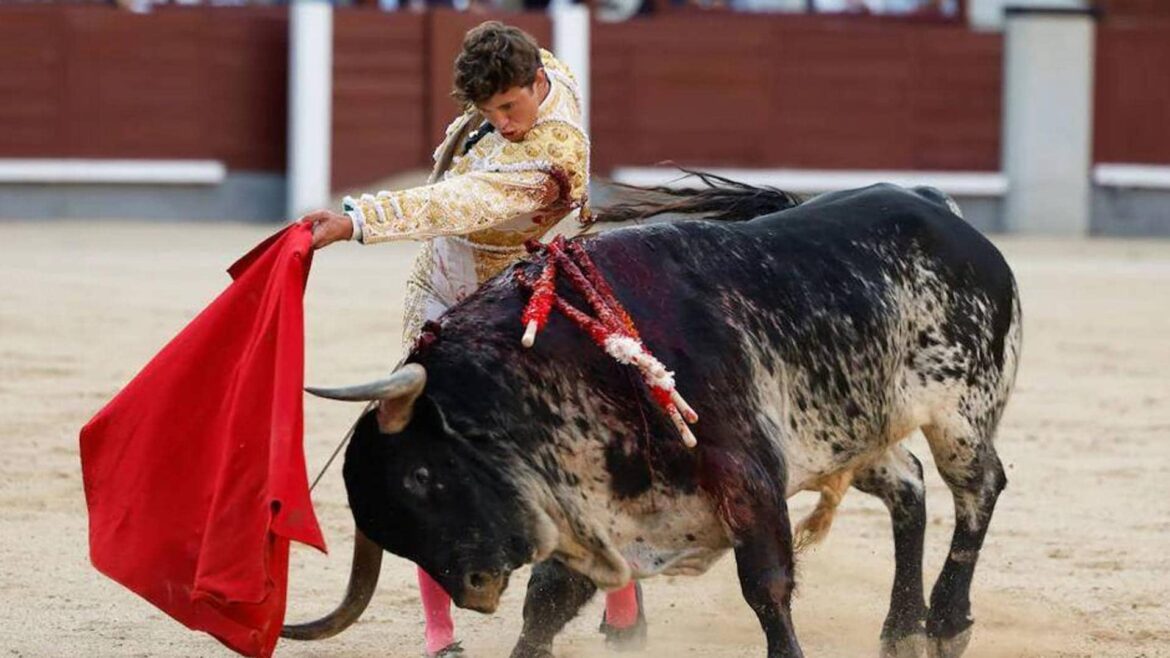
[{"left": 299, "top": 210, "right": 354, "bottom": 250}]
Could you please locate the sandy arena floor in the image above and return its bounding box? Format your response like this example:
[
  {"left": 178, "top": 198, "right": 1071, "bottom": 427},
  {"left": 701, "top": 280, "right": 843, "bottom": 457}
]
[{"left": 1, "top": 221, "right": 1167, "bottom": 657}]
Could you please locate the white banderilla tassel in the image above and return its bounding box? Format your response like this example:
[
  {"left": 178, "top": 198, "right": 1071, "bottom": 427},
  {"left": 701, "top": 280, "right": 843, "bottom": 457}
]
[
  {"left": 604, "top": 335, "right": 699, "bottom": 446},
  {"left": 628, "top": 350, "right": 698, "bottom": 424},
  {"left": 521, "top": 320, "right": 538, "bottom": 348},
  {"left": 603, "top": 335, "right": 643, "bottom": 365}
]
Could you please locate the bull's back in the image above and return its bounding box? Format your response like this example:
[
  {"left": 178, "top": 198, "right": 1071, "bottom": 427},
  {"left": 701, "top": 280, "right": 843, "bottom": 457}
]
[{"left": 585, "top": 184, "right": 1018, "bottom": 484}]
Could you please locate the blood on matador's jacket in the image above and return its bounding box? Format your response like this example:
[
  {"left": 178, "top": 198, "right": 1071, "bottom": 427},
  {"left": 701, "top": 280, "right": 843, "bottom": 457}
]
[{"left": 285, "top": 175, "right": 1022, "bottom": 658}]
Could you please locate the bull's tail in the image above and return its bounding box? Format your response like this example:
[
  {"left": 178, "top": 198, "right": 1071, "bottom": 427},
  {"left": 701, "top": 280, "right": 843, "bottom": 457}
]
[
  {"left": 589, "top": 169, "right": 803, "bottom": 225},
  {"left": 792, "top": 470, "right": 854, "bottom": 553}
]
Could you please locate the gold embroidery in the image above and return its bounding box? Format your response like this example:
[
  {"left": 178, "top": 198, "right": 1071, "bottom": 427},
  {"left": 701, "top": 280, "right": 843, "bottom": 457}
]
[
  {"left": 360, "top": 171, "right": 553, "bottom": 243},
  {"left": 351, "top": 50, "right": 588, "bottom": 347},
  {"left": 472, "top": 245, "right": 528, "bottom": 282}
]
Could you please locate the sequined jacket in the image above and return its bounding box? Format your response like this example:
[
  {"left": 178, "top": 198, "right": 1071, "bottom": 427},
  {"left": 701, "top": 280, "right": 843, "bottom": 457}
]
[{"left": 342, "top": 50, "right": 589, "bottom": 346}]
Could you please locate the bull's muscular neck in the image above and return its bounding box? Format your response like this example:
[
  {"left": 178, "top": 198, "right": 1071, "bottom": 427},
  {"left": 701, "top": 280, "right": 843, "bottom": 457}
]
[{"left": 421, "top": 362, "right": 645, "bottom": 588}]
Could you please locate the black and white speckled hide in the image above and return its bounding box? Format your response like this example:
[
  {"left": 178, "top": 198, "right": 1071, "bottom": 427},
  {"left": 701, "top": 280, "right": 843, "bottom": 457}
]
[{"left": 344, "top": 183, "right": 1021, "bottom": 658}]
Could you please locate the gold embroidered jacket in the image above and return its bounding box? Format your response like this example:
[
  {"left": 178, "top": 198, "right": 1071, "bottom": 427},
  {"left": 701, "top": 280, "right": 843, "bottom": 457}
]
[{"left": 342, "top": 50, "right": 589, "bottom": 346}]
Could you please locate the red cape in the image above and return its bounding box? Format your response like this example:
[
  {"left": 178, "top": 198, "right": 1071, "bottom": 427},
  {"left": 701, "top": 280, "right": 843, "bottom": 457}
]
[{"left": 80, "top": 224, "right": 326, "bottom": 657}]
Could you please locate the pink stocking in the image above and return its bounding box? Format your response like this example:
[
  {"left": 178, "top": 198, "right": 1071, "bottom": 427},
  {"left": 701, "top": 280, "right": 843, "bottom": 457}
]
[
  {"left": 417, "top": 566, "right": 455, "bottom": 655},
  {"left": 604, "top": 581, "right": 639, "bottom": 629}
]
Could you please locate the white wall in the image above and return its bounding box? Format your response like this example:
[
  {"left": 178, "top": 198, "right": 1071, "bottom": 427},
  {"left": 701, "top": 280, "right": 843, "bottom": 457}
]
[
  {"left": 1002, "top": 7, "right": 1096, "bottom": 234},
  {"left": 968, "top": 0, "right": 1086, "bottom": 30},
  {"left": 286, "top": 1, "right": 333, "bottom": 219}
]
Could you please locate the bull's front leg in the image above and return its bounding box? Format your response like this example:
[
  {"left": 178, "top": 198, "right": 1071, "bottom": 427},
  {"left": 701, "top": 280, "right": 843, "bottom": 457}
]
[
  {"left": 510, "top": 559, "right": 597, "bottom": 658},
  {"left": 733, "top": 509, "right": 804, "bottom": 658},
  {"left": 707, "top": 453, "right": 804, "bottom": 658}
]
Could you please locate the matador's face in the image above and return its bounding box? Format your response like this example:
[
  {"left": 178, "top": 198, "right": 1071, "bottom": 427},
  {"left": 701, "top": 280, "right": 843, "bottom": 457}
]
[{"left": 476, "top": 68, "right": 549, "bottom": 143}]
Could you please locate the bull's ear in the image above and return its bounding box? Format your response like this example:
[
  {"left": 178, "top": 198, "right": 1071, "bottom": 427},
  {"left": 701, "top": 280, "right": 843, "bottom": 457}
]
[
  {"left": 376, "top": 395, "right": 420, "bottom": 434},
  {"left": 374, "top": 364, "right": 427, "bottom": 434}
]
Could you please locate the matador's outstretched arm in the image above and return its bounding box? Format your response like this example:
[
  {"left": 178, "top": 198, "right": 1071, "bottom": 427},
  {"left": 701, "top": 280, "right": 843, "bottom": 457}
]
[{"left": 345, "top": 171, "right": 560, "bottom": 244}]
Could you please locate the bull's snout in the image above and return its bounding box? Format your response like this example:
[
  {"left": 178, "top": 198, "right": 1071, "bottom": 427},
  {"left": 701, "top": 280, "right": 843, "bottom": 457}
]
[{"left": 457, "top": 570, "right": 508, "bottom": 614}]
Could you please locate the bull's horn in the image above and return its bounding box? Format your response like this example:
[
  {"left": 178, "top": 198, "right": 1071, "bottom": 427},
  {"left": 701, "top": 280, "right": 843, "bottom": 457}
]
[
  {"left": 306, "top": 363, "right": 427, "bottom": 402},
  {"left": 281, "top": 527, "right": 384, "bottom": 641}
]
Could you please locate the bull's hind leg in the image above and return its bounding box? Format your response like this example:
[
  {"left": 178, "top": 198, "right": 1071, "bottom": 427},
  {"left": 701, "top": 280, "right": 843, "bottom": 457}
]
[
  {"left": 510, "top": 559, "right": 597, "bottom": 658},
  {"left": 853, "top": 446, "right": 928, "bottom": 658},
  {"left": 921, "top": 419, "right": 1007, "bottom": 658}
]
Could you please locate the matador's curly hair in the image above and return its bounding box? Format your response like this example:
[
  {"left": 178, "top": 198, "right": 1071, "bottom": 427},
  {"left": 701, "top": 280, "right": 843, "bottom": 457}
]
[{"left": 452, "top": 21, "right": 543, "bottom": 108}]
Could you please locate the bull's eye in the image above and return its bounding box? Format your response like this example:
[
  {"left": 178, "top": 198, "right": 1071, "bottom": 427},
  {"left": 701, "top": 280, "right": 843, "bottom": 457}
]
[
  {"left": 414, "top": 467, "right": 431, "bottom": 487},
  {"left": 404, "top": 466, "right": 431, "bottom": 498}
]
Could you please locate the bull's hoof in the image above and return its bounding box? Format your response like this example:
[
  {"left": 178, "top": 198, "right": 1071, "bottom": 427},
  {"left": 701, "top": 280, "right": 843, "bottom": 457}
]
[
  {"left": 880, "top": 631, "right": 926, "bottom": 658},
  {"left": 926, "top": 627, "right": 972, "bottom": 658},
  {"left": 509, "top": 642, "right": 554, "bottom": 658},
  {"left": 600, "top": 618, "right": 647, "bottom": 653},
  {"left": 429, "top": 641, "right": 466, "bottom": 658}
]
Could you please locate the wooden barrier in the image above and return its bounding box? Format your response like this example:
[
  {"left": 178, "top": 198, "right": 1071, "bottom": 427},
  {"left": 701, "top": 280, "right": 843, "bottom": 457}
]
[
  {"left": 0, "top": 6, "right": 288, "bottom": 169},
  {"left": 1094, "top": 15, "right": 1170, "bottom": 166},
  {"left": 591, "top": 13, "right": 1003, "bottom": 172},
  {"left": 1098, "top": 0, "right": 1170, "bottom": 18},
  {"left": 1, "top": 6, "right": 1166, "bottom": 199},
  {"left": 331, "top": 10, "right": 428, "bottom": 191}
]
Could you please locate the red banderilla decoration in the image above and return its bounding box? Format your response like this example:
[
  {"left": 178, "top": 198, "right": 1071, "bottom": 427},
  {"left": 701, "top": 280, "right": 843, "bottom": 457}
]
[{"left": 516, "top": 236, "right": 699, "bottom": 447}]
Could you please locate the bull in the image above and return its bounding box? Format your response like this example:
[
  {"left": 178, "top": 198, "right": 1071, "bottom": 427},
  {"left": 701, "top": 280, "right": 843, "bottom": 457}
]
[{"left": 284, "top": 176, "right": 1022, "bottom": 658}]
